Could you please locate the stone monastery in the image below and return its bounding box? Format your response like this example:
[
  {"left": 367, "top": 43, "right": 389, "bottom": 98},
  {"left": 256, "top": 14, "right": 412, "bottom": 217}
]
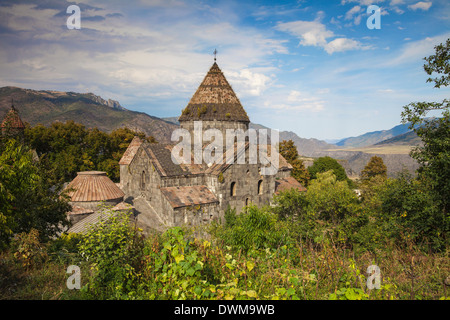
[
  {"left": 0, "top": 61, "right": 306, "bottom": 235},
  {"left": 113, "top": 61, "right": 305, "bottom": 234}
]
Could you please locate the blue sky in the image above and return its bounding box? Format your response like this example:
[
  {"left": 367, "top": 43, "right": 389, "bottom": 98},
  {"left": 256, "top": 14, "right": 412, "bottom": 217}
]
[{"left": 0, "top": 0, "right": 449, "bottom": 140}]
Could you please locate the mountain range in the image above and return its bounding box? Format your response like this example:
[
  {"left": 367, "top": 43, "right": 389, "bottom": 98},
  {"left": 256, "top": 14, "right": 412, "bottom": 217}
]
[
  {"left": 0, "top": 86, "right": 420, "bottom": 178},
  {"left": 334, "top": 123, "right": 420, "bottom": 148},
  {"left": 0, "top": 86, "right": 178, "bottom": 143}
]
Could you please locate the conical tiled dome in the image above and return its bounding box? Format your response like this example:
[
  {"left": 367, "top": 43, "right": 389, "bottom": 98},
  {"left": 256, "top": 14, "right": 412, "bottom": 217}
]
[
  {"left": 178, "top": 62, "right": 250, "bottom": 123},
  {"left": 1, "top": 105, "right": 25, "bottom": 130},
  {"left": 65, "top": 171, "right": 124, "bottom": 202}
]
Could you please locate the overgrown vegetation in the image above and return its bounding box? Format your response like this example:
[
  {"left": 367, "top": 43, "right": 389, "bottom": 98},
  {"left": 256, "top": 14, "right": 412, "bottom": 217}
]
[
  {"left": 1, "top": 196, "right": 448, "bottom": 300},
  {"left": 1, "top": 168, "right": 449, "bottom": 300}
]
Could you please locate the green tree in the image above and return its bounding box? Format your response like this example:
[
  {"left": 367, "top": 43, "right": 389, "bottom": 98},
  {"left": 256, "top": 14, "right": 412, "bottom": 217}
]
[
  {"left": 401, "top": 38, "right": 450, "bottom": 215},
  {"left": 272, "top": 188, "right": 307, "bottom": 221},
  {"left": 0, "top": 139, "right": 70, "bottom": 249},
  {"left": 24, "top": 121, "right": 155, "bottom": 183},
  {"left": 361, "top": 155, "right": 387, "bottom": 182},
  {"left": 308, "top": 156, "right": 353, "bottom": 187},
  {"left": 376, "top": 172, "right": 447, "bottom": 251},
  {"left": 279, "top": 140, "right": 298, "bottom": 163},
  {"left": 279, "top": 140, "right": 310, "bottom": 186},
  {"left": 304, "top": 170, "right": 360, "bottom": 226}
]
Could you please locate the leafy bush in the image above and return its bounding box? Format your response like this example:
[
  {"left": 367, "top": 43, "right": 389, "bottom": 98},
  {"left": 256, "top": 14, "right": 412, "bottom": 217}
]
[
  {"left": 214, "top": 204, "right": 291, "bottom": 251},
  {"left": 0, "top": 139, "right": 71, "bottom": 249},
  {"left": 77, "top": 209, "right": 144, "bottom": 299},
  {"left": 11, "top": 228, "right": 48, "bottom": 269},
  {"left": 375, "top": 172, "right": 449, "bottom": 251}
]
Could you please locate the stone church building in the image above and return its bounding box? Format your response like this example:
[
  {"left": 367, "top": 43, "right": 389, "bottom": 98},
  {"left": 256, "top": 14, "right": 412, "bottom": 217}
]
[
  {"left": 118, "top": 62, "right": 305, "bottom": 233},
  {"left": 0, "top": 62, "right": 305, "bottom": 235}
]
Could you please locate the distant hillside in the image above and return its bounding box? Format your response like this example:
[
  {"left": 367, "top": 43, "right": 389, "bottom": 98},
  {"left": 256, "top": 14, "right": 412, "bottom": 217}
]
[
  {"left": 335, "top": 123, "right": 412, "bottom": 148},
  {"left": 0, "top": 86, "right": 178, "bottom": 143},
  {"left": 278, "top": 130, "right": 335, "bottom": 156},
  {"left": 375, "top": 130, "right": 421, "bottom": 146},
  {"left": 163, "top": 116, "right": 180, "bottom": 125}
]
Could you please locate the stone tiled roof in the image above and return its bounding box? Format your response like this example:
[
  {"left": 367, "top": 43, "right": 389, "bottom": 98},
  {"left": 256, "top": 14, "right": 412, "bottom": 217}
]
[
  {"left": 178, "top": 62, "right": 250, "bottom": 123},
  {"left": 111, "top": 201, "right": 135, "bottom": 212},
  {"left": 160, "top": 185, "right": 219, "bottom": 209},
  {"left": 67, "top": 202, "right": 134, "bottom": 234},
  {"left": 64, "top": 171, "right": 125, "bottom": 202},
  {"left": 275, "top": 176, "right": 307, "bottom": 194},
  {"left": 119, "top": 136, "right": 142, "bottom": 165},
  {"left": 67, "top": 210, "right": 120, "bottom": 234},
  {"left": 67, "top": 205, "right": 94, "bottom": 216},
  {"left": 1, "top": 105, "right": 25, "bottom": 129},
  {"left": 144, "top": 143, "right": 193, "bottom": 177}
]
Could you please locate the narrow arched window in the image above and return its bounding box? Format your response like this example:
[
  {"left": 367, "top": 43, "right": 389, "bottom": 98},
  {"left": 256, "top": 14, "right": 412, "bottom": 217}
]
[
  {"left": 257, "top": 179, "right": 263, "bottom": 195},
  {"left": 230, "top": 181, "right": 236, "bottom": 196},
  {"left": 140, "top": 171, "right": 146, "bottom": 190}
]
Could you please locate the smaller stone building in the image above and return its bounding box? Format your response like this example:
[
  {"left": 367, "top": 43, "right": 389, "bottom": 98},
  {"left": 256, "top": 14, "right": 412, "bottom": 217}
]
[{"left": 64, "top": 171, "right": 135, "bottom": 233}]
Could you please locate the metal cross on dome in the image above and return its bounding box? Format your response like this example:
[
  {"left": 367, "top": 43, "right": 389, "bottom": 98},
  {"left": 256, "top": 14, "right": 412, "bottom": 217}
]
[{"left": 213, "top": 48, "right": 217, "bottom": 62}]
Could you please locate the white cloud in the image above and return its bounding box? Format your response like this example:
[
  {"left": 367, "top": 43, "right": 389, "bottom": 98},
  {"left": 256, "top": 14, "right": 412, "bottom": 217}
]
[
  {"left": 345, "top": 5, "right": 362, "bottom": 20},
  {"left": 325, "top": 38, "right": 364, "bottom": 54},
  {"left": 263, "top": 90, "right": 325, "bottom": 112},
  {"left": 383, "top": 32, "right": 450, "bottom": 66},
  {"left": 344, "top": 5, "right": 365, "bottom": 25},
  {"left": 341, "top": 0, "right": 385, "bottom": 6},
  {"left": 226, "top": 69, "right": 272, "bottom": 97},
  {"left": 276, "top": 20, "right": 333, "bottom": 47},
  {"left": 408, "top": 1, "right": 432, "bottom": 11},
  {"left": 276, "top": 19, "right": 367, "bottom": 54},
  {"left": 392, "top": 7, "right": 405, "bottom": 14}
]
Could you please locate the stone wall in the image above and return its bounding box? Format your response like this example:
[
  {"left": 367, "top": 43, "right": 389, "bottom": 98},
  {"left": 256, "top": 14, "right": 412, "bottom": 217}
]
[
  {"left": 121, "top": 147, "right": 161, "bottom": 201},
  {"left": 70, "top": 199, "right": 122, "bottom": 211},
  {"left": 215, "top": 162, "right": 275, "bottom": 216},
  {"left": 180, "top": 120, "right": 249, "bottom": 148},
  {"left": 171, "top": 203, "right": 219, "bottom": 227}
]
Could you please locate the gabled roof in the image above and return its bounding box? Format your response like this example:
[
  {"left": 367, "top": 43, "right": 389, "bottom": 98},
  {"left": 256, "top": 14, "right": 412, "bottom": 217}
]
[
  {"left": 65, "top": 171, "right": 125, "bottom": 202},
  {"left": 178, "top": 62, "right": 250, "bottom": 123},
  {"left": 143, "top": 143, "right": 196, "bottom": 177},
  {"left": 119, "top": 136, "right": 142, "bottom": 165},
  {"left": 160, "top": 185, "right": 219, "bottom": 209}
]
